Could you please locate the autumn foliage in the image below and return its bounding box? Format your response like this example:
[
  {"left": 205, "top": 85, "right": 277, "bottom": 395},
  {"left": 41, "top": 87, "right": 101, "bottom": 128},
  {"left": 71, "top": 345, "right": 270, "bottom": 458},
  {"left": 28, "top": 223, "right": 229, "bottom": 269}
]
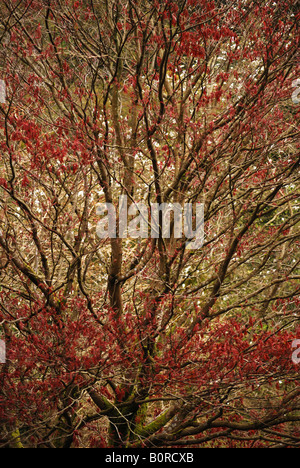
[{"left": 0, "top": 0, "right": 299, "bottom": 448}]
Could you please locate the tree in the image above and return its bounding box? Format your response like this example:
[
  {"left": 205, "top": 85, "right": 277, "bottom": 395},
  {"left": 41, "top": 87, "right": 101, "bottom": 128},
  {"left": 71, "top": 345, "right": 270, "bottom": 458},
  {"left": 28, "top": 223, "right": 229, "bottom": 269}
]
[{"left": 0, "top": 0, "right": 299, "bottom": 448}]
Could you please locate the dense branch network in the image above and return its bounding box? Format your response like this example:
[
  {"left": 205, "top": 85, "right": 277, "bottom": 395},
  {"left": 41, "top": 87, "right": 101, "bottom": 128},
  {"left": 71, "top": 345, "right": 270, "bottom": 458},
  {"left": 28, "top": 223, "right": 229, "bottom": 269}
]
[{"left": 0, "top": 0, "right": 299, "bottom": 448}]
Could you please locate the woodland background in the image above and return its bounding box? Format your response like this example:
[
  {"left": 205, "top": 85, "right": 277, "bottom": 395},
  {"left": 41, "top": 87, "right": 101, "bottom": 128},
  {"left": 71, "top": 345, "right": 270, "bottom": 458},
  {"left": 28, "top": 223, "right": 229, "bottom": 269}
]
[{"left": 0, "top": 0, "right": 299, "bottom": 448}]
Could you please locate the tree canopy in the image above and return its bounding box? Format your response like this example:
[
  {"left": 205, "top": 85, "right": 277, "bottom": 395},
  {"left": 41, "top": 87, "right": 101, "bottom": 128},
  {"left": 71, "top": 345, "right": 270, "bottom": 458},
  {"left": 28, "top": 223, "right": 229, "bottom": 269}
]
[{"left": 0, "top": 0, "right": 299, "bottom": 448}]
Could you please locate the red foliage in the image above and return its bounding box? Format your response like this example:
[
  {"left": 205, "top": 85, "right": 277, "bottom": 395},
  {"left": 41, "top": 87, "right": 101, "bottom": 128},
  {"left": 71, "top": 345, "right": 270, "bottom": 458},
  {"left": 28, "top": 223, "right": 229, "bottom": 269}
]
[{"left": 0, "top": 0, "right": 299, "bottom": 449}]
